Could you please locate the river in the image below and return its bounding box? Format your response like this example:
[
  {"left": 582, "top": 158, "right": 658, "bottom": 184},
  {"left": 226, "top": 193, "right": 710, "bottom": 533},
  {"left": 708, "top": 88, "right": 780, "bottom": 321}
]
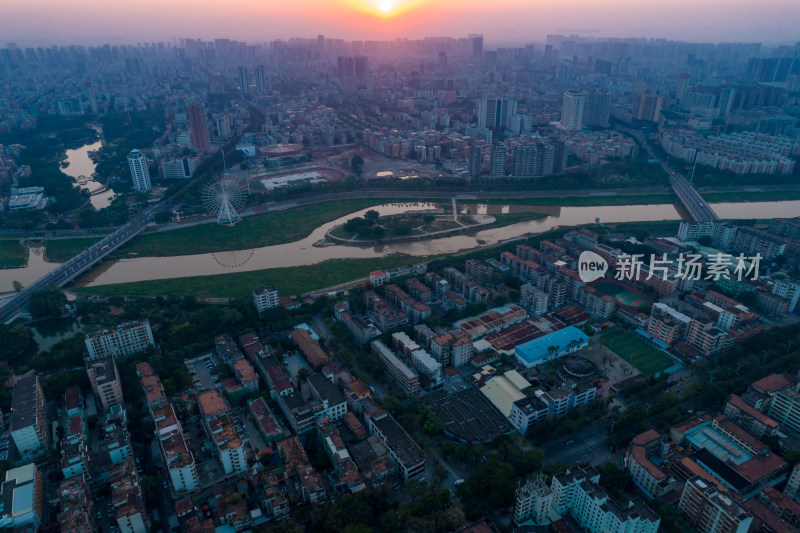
[
  {"left": 1, "top": 199, "right": 799, "bottom": 293},
  {"left": 61, "top": 126, "right": 116, "bottom": 210}
]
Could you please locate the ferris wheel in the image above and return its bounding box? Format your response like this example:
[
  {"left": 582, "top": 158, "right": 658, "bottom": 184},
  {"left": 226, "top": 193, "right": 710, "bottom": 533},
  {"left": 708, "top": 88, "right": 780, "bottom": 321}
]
[{"left": 202, "top": 175, "right": 248, "bottom": 225}]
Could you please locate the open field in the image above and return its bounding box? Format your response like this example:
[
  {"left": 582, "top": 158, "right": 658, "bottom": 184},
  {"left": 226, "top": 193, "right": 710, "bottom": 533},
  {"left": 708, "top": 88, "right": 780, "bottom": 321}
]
[
  {"left": 121, "top": 199, "right": 400, "bottom": 257},
  {"left": 601, "top": 331, "right": 674, "bottom": 375},
  {"left": 45, "top": 238, "right": 102, "bottom": 262},
  {"left": 0, "top": 241, "right": 27, "bottom": 268},
  {"left": 74, "top": 255, "right": 422, "bottom": 300}
]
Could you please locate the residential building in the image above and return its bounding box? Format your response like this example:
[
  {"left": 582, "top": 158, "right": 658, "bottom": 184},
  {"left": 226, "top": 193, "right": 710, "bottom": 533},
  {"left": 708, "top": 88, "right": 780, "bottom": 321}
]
[
  {"left": 86, "top": 356, "right": 124, "bottom": 411},
  {"left": 513, "top": 478, "right": 553, "bottom": 525},
  {"left": 85, "top": 320, "right": 155, "bottom": 361},
  {"left": 366, "top": 410, "right": 426, "bottom": 482},
  {"left": 153, "top": 404, "right": 199, "bottom": 493},
  {"left": 0, "top": 464, "right": 43, "bottom": 529},
  {"left": 627, "top": 430, "right": 678, "bottom": 498},
  {"left": 306, "top": 373, "right": 348, "bottom": 422},
  {"left": 57, "top": 474, "right": 94, "bottom": 533},
  {"left": 253, "top": 286, "right": 279, "bottom": 313},
  {"left": 723, "top": 394, "right": 779, "bottom": 439},
  {"left": 291, "top": 328, "right": 330, "bottom": 370},
  {"left": 208, "top": 416, "right": 246, "bottom": 475},
  {"left": 647, "top": 303, "right": 692, "bottom": 346},
  {"left": 679, "top": 476, "right": 753, "bottom": 533},
  {"left": 559, "top": 91, "right": 585, "bottom": 131},
  {"left": 768, "top": 383, "right": 800, "bottom": 436},
  {"left": 550, "top": 466, "right": 661, "bottom": 533},
  {"left": 127, "top": 149, "right": 151, "bottom": 193},
  {"left": 10, "top": 373, "right": 48, "bottom": 460},
  {"left": 233, "top": 359, "right": 258, "bottom": 391},
  {"left": 772, "top": 279, "right": 800, "bottom": 313},
  {"left": 187, "top": 102, "right": 209, "bottom": 150},
  {"left": 371, "top": 340, "right": 420, "bottom": 395}
]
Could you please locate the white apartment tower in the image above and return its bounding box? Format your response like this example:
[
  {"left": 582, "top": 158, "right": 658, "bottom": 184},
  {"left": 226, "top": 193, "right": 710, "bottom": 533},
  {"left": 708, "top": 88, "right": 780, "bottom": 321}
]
[
  {"left": 127, "top": 149, "right": 151, "bottom": 193},
  {"left": 85, "top": 320, "right": 155, "bottom": 360},
  {"left": 560, "top": 91, "right": 585, "bottom": 131}
]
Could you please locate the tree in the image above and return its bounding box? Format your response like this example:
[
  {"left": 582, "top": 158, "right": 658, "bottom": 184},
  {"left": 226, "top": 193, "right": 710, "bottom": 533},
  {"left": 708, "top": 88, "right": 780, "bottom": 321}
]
[
  {"left": 433, "top": 464, "right": 449, "bottom": 486},
  {"left": 364, "top": 209, "right": 380, "bottom": 224},
  {"left": 28, "top": 290, "right": 67, "bottom": 319}
]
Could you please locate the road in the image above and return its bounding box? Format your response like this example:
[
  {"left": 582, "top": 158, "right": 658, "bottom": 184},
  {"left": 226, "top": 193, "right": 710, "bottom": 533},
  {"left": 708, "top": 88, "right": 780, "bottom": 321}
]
[
  {"left": 0, "top": 210, "right": 153, "bottom": 322},
  {"left": 539, "top": 419, "right": 618, "bottom": 467},
  {"left": 620, "top": 126, "right": 719, "bottom": 222}
]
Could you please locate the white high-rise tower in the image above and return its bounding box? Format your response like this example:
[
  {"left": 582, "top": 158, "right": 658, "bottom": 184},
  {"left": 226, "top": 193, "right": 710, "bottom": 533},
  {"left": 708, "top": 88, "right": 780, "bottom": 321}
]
[
  {"left": 127, "top": 149, "right": 151, "bottom": 192},
  {"left": 559, "top": 91, "right": 585, "bottom": 131}
]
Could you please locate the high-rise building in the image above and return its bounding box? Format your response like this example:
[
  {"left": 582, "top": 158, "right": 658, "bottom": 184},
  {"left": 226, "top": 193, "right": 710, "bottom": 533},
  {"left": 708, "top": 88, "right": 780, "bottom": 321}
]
[
  {"left": 187, "top": 102, "right": 209, "bottom": 151},
  {"left": 678, "top": 476, "right": 753, "bottom": 533},
  {"left": 559, "top": 91, "right": 585, "bottom": 131},
  {"left": 10, "top": 374, "right": 48, "bottom": 460},
  {"left": 491, "top": 144, "right": 507, "bottom": 177},
  {"left": 237, "top": 66, "right": 249, "bottom": 96},
  {"left": 552, "top": 139, "right": 569, "bottom": 174},
  {"left": 677, "top": 73, "right": 690, "bottom": 103},
  {"left": 634, "top": 93, "right": 662, "bottom": 122},
  {"left": 468, "top": 146, "right": 482, "bottom": 179},
  {"left": 718, "top": 87, "right": 736, "bottom": 116},
  {"left": 513, "top": 478, "right": 552, "bottom": 525},
  {"left": 354, "top": 55, "right": 368, "bottom": 80},
  {"left": 471, "top": 35, "right": 483, "bottom": 61},
  {"left": 582, "top": 91, "right": 611, "bottom": 127},
  {"left": 85, "top": 320, "right": 155, "bottom": 361},
  {"left": 254, "top": 65, "right": 266, "bottom": 95},
  {"left": 337, "top": 56, "right": 355, "bottom": 78},
  {"left": 253, "top": 286, "right": 279, "bottom": 314},
  {"left": 477, "top": 98, "right": 517, "bottom": 131},
  {"left": 127, "top": 149, "right": 150, "bottom": 193},
  {"left": 514, "top": 142, "right": 554, "bottom": 178},
  {"left": 86, "top": 357, "right": 124, "bottom": 412}
]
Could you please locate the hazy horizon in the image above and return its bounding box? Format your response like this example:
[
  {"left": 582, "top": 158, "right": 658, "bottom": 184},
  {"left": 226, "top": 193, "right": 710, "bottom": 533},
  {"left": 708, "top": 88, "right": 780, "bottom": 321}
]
[{"left": 2, "top": 0, "right": 799, "bottom": 48}]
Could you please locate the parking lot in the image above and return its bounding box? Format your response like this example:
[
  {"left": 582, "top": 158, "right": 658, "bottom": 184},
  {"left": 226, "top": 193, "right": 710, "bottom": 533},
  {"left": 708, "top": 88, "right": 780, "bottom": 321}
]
[{"left": 186, "top": 354, "right": 222, "bottom": 394}]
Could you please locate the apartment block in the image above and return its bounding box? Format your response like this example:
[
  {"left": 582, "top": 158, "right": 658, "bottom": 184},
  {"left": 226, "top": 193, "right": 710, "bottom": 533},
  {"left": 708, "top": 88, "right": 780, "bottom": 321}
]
[
  {"left": 253, "top": 286, "right": 279, "bottom": 313},
  {"left": 366, "top": 410, "right": 426, "bottom": 482},
  {"left": 679, "top": 476, "right": 753, "bottom": 533},
  {"left": 10, "top": 373, "right": 48, "bottom": 460},
  {"left": 87, "top": 356, "right": 124, "bottom": 411},
  {"left": 85, "top": 320, "right": 154, "bottom": 361},
  {"left": 371, "top": 340, "right": 420, "bottom": 395},
  {"left": 153, "top": 404, "right": 199, "bottom": 493}
]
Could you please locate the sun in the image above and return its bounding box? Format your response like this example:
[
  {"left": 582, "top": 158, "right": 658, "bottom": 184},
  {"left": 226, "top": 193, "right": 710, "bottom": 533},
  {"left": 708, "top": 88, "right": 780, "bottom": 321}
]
[{"left": 378, "top": 0, "right": 394, "bottom": 14}]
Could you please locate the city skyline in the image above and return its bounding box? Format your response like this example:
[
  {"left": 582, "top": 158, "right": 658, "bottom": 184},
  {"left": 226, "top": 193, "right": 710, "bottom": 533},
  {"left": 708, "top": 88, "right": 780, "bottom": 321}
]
[{"left": 2, "top": 0, "right": 799, "bottom": 46}]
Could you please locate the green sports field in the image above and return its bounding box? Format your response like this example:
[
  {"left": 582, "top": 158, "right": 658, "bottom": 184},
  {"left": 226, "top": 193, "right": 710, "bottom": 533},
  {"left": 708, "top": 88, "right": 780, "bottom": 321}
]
[
  {"left": 593, "top": 280, "right": 648, "bottom": 308},
  {"left": 601, "top": 330, "right": 674, "bottom": 375}
]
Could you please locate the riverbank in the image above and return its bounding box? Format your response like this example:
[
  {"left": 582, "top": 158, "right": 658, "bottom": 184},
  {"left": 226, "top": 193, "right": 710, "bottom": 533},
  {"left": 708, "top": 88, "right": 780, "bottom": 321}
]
[
  {"left": 328, "top": 211, "right": 547, "bottom": 245},
  {"left": 73, "top": 220, "right": 681, "bottom": 300},
  {"left": 700, "top": 189, "right": 800, "bottom": 203},
  {"left": 73, "top": 254, "right": 421, "bottom": 300},
  {"left": 120, "top": 198, "right": 401, "bottom": 257},
  {"left": 0, "top": 241, "right": 27, "bottom": 268},
  {"left": 45, "top": 238, "right": 102, "bottom": 262}
]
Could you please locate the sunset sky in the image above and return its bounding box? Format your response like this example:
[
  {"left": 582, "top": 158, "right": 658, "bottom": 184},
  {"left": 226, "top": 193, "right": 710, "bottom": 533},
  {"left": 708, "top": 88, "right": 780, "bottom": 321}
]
[{"left": 1, "top": 0, "right": 798, "bottom": 46}]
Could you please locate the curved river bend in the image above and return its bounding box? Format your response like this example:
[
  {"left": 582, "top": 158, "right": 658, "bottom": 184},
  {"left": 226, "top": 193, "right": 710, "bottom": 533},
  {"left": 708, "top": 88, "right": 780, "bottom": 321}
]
[{"left": 2, "top": 199, "right": 799, "bottom": 293}]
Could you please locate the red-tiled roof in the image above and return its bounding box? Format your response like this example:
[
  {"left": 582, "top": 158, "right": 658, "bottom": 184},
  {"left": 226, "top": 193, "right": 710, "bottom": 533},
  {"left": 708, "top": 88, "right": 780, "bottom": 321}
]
[{"left": 752, "top": 374, "right": 790, "bottom": 393}]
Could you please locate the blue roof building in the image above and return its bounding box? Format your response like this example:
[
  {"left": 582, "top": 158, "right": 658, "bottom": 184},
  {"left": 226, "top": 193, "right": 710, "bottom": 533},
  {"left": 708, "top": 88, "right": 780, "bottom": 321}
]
[{"left": 514, "top": 326, "right": 589, "bottom": 368}]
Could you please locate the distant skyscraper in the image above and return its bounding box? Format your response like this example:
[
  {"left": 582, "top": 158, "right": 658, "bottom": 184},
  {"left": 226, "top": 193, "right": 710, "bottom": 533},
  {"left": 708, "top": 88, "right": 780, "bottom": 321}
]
[
  {"left": 127, "top": 149, "right": 151, "bottom": 193},
  {"left": 634, "top": 93, "right": 662, "bottom": 122},
  {"left": 491, "top": 144, "right": 507, "bottom": 177},
  {"left": 553, "top": 139, "right": 570, "bottom": 174},
  {"left": 254, "top": 65, "right": 266, "bottom": 95},
  {"left": 354, "top": 55, "right": 368, "bottom": 80},
  {"left": 469, "top": 146, "right": 482, "bottom": 179},
  {"left": 471, "top": 35, "right": 483, "bottom": 61},
  {"left": 187, "top": 103, "right": 210, "bottom": 151},
  {"left": 718, "top": 87, "right": 735, "bottom": 116},
  {"left": 582, "top": 91, "right": 611, "bottom": 127},
  {"left": 514, "top": 142, "right": 554, "bottom": 178},
  {"left": 237, "top": 66, "right": 249, "bottom": 96},
  {"left": 676, "top": 73, "right": 690, "bottom": 103},
  {"left": 560, "top": 91, "right": 585, "bottom": 131},
  {"left": 478, "top": 98, "right": 517, "bottom": 131}
]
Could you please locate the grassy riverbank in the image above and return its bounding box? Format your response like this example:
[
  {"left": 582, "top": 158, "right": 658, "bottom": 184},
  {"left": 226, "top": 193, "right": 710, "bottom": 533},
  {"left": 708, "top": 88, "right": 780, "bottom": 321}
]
[
  {"left": 701, "top": 189, "right": 800, "bottom": 203},
  {"left": 0, "top": 241, "right": 27, "bottom": 268},
  {"left": 45, "top": 238, "right": 102, "bottom": 262},
  {"left": 74, "top": 255, "right": 420, "bottom": 300},
  {"left": 122, "top": 199, "right": 401, "bottom": 257},
  {"left": 73, "top": 220, "right": 681, "bottom": 300}
]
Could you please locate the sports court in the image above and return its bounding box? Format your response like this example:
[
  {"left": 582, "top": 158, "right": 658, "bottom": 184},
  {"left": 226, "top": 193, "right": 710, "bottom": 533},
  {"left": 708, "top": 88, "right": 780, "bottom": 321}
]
[
  {"left": 601, "top": 331, "right": 674, "bottom": 375},
  {"left": 593, "top": 281, "right": 649, "bottom": 308}
]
